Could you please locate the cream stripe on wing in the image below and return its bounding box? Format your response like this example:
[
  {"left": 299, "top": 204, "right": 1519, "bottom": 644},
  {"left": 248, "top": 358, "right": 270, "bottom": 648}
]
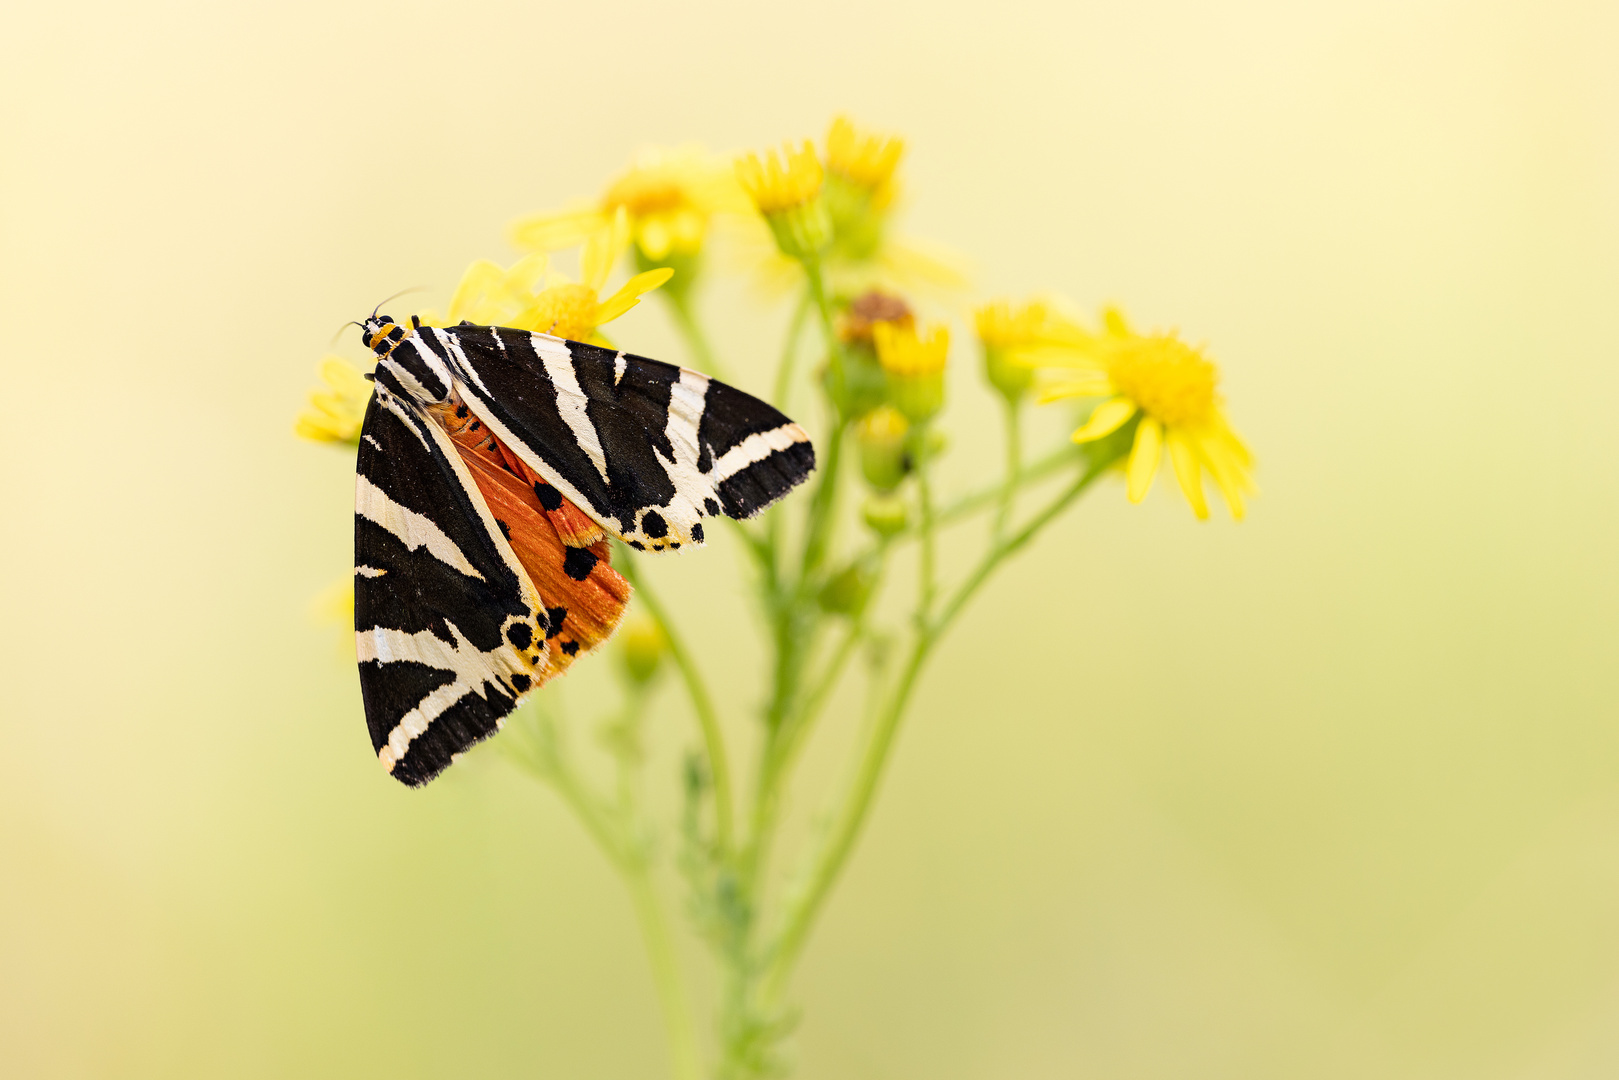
[
  {"left": 355, "top": 474, "right": 485, "bottom": 580},
  {"left": 537, "top": 336, "right": 609, "bottom": 482},
  {"left": 710, "top": 422, "right": 811, "bottom": 483}
]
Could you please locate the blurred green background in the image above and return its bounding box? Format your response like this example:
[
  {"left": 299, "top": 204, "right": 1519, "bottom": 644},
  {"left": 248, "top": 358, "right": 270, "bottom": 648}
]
[{"left": 4, "top": 0, "right": 1618, "bottom": 1076}]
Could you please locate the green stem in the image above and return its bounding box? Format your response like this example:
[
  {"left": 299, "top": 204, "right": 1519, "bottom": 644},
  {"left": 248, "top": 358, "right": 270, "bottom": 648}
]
[
  {"left": 773, "top": 289, "right": 813, "bottom": 410},
  {"left": 617, "top": 551, "right": 734, "bottom": 852},
  {"left": 994, "top": 400, "right": 1022, "bottom": 541},
  {"left": 917, "top": 443, "right": 938, "bottom": 620},
  {"left": 797, "top": 423, "right": 845, "bottom": 587},
  {"left": 770, "top": 601, "right": 872, "bottom": 784},
  {"left": 762, "top": 462, "right": 1105, "bottom": 997},
  {"left": 624, "top": 863, "right": 704, "bottom": 1080},
  {"left": 664, "top": 289, "right": 727, "bottom": 382},
  {"left": 795, "top": 252, "right": 845, "bottom": 588}
]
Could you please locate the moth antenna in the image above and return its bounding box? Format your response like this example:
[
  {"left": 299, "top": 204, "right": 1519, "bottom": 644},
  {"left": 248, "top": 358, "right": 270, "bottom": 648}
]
[
  {"left": 370, "top": 286, "right": 427, "bottom": 319},
  {"left": 330, "top": 320, "right": 365, "bottom": 347}
]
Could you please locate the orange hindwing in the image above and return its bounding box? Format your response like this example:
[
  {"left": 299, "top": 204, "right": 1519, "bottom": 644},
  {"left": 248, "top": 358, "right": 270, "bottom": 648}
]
[{"left": 428, "top": 396, "right": 629, "bottom": 679}]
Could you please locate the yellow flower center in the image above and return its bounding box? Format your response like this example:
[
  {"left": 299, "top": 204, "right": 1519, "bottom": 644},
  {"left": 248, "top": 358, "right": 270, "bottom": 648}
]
[
  {"left": 736, "top": 141, "right": 824, "bottom": 216},
  {"left": 825, "top": 116, "right": 904, "bottom": 194},
  {"left": 1106, "top": 335, "right": 1219, "bottom": 428},
  {"left": 604, "top": 172, "right": 690, "bottom": 218},
  {"left": 874, "top": 321, "right": 949, "bottom": 376},
  {"left": 525, "top": 284, "right": 600, "bottom": 341},
  {"left": 974, "top": 300, "right": 1053, "bottom": 349}
]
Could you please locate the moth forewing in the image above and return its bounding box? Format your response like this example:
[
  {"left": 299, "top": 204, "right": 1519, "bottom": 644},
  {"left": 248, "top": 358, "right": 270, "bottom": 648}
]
[
  {"left": 427, "top": 323, "right": 815, "bottom": 552},
  {"left": 353, "top": 390, "right": 551, "bottom": 786}
]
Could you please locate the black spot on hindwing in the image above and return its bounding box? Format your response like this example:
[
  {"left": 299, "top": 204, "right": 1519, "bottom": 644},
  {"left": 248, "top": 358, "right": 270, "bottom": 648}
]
[
  {"left": 533, "top": 481, "right": 563, "bottom": 511},
  {"left": 563, "top": 547, "right": 598, "bottom": 581}
]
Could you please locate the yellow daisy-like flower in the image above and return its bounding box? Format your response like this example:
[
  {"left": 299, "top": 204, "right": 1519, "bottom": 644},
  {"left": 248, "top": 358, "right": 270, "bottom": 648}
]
[
  {"left": 874, "top": 320, "right": 949, "bottom": 424},
  {"left": 510, "top": 145, "right": 745, "bottom": 263},
  {"left": 825, "top": 115, "right": 904, "bottom": 210},
  {"left": 873, "top": 321, "right": 949, "bottom": 376},
  {"left": 728, "top": 119, "right": 968, "bottom": 298},
  {"left": 974, "top": 296, "right": 1091, "bottom": 401},
  {"left": 424, "top": 232, "right": 673, "bottom": 347},
  {"left": 736, "top": 140, "right": 824, "bottom": 216},
  {"left": 735, "top": 140, "right": 831, "bottom": 262},
  {"left": 295, "top": 355, "right": 373, "bottom": 444},
  {"left": 1039, "top": 308, "right": 1255, "bottom": 520}
]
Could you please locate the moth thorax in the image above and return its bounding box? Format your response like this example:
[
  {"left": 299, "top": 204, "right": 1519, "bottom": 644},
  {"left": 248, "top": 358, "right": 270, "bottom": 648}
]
[{"left": 362, "top": 315, "right": 409, "bottom": 357}]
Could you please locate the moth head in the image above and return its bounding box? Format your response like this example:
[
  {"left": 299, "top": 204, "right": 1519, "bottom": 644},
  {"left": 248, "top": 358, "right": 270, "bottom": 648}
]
[{"left": 361, "top": 315, "right": 408, "bottom": 357}]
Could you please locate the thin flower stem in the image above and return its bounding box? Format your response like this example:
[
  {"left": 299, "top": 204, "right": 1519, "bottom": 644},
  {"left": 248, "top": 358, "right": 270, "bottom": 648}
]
[
  {"left": 771, "top": 602, "right": 872, "bottom": 782},
  {"left": 773, "top": 289, "right": 813, "bottom": 410},
  {"left": 664, "top": 289, "right": 728, "bottom": 382},
  {"left": 761, "top": 462, "right": 1106, "bottom": 998},
  {"left": 844, "top": 443, "right": 1077, "bottom": 567},
  {"left": 797, "top": 424, "right": 844, "bottom": 587},
  {"left": 917, "top": 445, "right": 938, "bottom": 619},
  {"left": 994, "top": 400, "right": 1022, "bottom": 541},
  {"left": 795, "top": 253, "right": 844, "bottom": 587},
  {"left": 616, "top": 551, "right": 734, "bottom": 852},
  {"left": 623, "top": 863, "right": 705, "bottom": 1080},
  {"left": 933, "top": 462, "right": 1104, "bottom": 634}
]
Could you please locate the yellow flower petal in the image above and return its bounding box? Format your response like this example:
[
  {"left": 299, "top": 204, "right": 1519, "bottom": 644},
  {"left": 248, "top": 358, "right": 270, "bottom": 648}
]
[
  {"left": 581, "top": 206, "right": 632, "bottom": 293},
  {"left": 510, "top": 205, "right": 610, "bottom": 252},
  {"left": 1068, "top": 396, "right": 1136, "bottom": 442},
  {"left": 594, "top": 266, "right": 675, "bottom": 325},
  {"left": 638, "top": 217, "right": 673, "bottom": 261},
  {"left": 1198, "top": 437, "right": 1250, "bottom": 520},
  {"left": 1167, "top": 429, "right": 1209, "bottom": 520},
  {"left": 1102, "top": 306, "right": 1132, "bottom": 337},
  {"left": 1038, "top": 376, "right": 1113, "bottom": 403},
  {"left": 1126, "top": 417, "right": 1163, "bottom": 503}
]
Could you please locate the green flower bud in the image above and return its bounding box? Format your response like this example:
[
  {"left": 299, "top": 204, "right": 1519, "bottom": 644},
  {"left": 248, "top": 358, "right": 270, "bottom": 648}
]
[
  {"left": 982, "top": 344, "right": 1035, "bottom": 403},
  {"left": 819, "top": 561, "right": 875, "bottom": 616},
  {"left": 874, "top": 322, "right": 948, "bottom": 425},
  {"left": 616, "top": 615, "right": 666, "bottom": 686},
  {"left": 856, "top": 405, "right": 911, "bottom": 492},
  {"left": 862, "top": 492, "right": 910, "bottom": 537}
]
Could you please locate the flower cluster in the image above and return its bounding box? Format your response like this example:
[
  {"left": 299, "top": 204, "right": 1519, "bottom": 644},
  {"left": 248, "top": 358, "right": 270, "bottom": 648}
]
[{"left": 294, "top": 114, "right": 1259, "bottom": 1080}]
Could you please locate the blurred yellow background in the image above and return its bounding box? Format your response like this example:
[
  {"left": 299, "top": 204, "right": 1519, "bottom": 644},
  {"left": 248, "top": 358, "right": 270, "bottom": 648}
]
[{"left": 4, "top": 0, "right": 1618, "bottom": 1076}]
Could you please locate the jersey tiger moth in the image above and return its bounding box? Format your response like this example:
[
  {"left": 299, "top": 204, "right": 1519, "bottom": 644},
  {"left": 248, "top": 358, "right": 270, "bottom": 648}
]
[{"left": 353, "top": 314, "right": 815, "bottom": 786}]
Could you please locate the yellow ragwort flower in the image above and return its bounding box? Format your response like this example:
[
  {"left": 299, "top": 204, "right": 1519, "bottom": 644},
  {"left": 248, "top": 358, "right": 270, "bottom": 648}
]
[
  {"left": 974, "top": 297, "right": 1092, "bottom": 401},
  {"left": 825, "top": 115, "right": 904, "bottom": 210},
  {"left": 1039, "top": 308, "right": 1255, "bottom": 520},
  {"left": 736, "top": 140, "right": 824, "bottom": 216},
  {"left": 874, "top": 320, "right": 949, "bottom": 424},
  {"left": 295, "top": 355, "right": 373, "bottom": 444},
  {"left": 425, "top": 239, "right": 673, "bottom": 347},
  {"left": 510, "top": 145, "right": 746, "bottom": 262},
  {"left": 873, "top": 321, "right": 949, "bottom": 376}
]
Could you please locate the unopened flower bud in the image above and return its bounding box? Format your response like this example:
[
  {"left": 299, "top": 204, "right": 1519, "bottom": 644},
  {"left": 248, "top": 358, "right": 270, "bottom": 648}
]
[
  {"left": 856, "top": 405, "right": 911, "bottom": 492},
  {"left": 862, "top": 492, "right": 910, "bottom": 537},
  {"left": 616, "top": 615, "right": 666, "bottom": 686},
  {"left": 874, "top": 322, "right": 948, "bottom": 425},
  {"left": 819, "top": 561, "right": 875, "bottom": 616}
]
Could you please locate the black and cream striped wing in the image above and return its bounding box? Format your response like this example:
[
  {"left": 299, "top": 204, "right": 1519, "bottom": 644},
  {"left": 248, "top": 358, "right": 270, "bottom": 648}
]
[
  {"left": 353, "top": 388, "right": 549, "bottom": 786},
  {"left": 424, "top": 324, "right": 816, "bottom": 551}
]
